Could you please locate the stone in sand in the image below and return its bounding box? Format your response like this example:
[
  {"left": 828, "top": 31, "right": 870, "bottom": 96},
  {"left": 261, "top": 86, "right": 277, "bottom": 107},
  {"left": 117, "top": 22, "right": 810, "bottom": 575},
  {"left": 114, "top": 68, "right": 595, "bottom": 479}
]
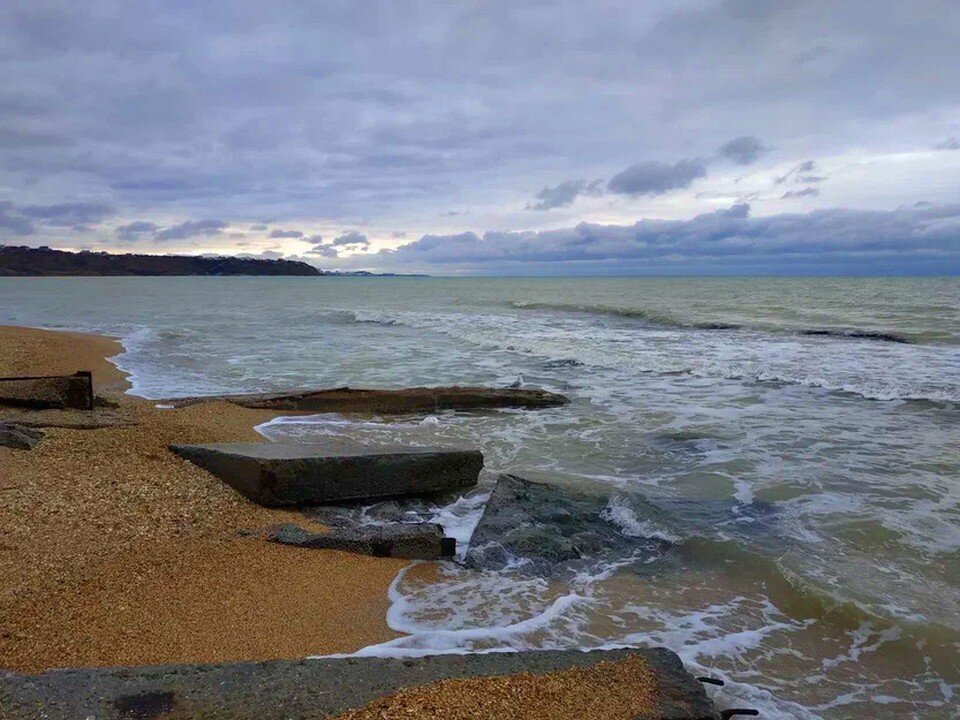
[
  {"left": 268, "top": 522, "right": 456, "bottom": 559},
  {"left": 162, "top": 385, "right": 569, "bottom": 413},
  {"left": 169, "top": 441, "right": 482, "bottom": 507},
  {"left": 0, "top": 371, "right": 94, "bottom": 410},
  {"left": 0, "top": 422, "right": 44, "bottom": 450}
]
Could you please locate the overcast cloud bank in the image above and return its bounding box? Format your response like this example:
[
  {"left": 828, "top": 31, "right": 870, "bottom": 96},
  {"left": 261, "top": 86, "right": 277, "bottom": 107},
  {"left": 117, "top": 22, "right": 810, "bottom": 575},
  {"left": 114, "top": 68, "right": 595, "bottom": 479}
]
[{"left": 358, "top": 203, "right": 960, "bottom": 275}]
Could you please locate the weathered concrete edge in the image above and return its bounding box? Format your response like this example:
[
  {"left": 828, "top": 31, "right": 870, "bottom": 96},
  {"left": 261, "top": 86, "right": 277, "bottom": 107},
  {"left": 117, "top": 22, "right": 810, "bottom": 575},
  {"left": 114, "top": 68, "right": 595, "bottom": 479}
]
[
  {"left": 0, "top": 648, "right": 720, "bottom": 720},
  {"left": 168, "top": 443, "right": 483, "bottom": 507}
]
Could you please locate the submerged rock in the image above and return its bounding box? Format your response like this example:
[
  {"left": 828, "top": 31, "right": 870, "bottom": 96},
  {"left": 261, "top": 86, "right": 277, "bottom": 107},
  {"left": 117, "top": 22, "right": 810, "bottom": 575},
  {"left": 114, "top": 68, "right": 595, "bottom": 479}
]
[
  {"left": 162, "top": 385, "right": 570, "bottom": 414},
  {"left": 169, "top": 441, "right": 482, "bottom": 507},
  {"left": 465, "top": 475, "right": 674, "bottom": 576},
  {"left": 0, "top": 423, "right": 44, "bottom": 450},
  {"left": 465, "top": 475, "right": 782, "bottom": 578},
  {"left": 268, "top": 522, "right": 455, "bottom": 559}
]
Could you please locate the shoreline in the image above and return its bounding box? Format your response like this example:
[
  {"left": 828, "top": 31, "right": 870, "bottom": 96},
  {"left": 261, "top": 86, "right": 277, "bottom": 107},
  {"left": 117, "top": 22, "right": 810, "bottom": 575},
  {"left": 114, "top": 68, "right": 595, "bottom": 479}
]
[{"left": 0, "top": 324, "right": 405, "bottom": 673}]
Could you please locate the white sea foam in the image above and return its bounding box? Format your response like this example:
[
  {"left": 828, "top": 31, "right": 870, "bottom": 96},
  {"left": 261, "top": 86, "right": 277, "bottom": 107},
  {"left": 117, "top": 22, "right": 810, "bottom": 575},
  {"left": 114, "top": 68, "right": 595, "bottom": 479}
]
[{"left": 600, "top": 495, "right": 682, "bottom": 543}]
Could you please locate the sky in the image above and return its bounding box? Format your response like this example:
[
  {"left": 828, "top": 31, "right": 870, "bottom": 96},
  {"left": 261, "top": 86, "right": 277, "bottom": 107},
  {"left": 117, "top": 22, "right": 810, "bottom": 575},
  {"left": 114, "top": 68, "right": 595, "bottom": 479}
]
[{"left": 1, "top": 0, "right": 959, "bottom": 275}]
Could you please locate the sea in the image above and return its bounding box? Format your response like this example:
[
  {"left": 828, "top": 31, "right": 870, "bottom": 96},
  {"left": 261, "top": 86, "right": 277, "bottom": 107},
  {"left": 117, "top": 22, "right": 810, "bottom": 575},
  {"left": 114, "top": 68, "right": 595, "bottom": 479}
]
[{"left": 2, "top": 276, "right": 958, "bottom": 719}]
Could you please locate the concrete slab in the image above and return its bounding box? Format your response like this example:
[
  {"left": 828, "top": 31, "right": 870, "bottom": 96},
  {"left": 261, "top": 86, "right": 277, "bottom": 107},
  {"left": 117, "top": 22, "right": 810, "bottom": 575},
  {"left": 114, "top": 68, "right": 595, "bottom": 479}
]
[
  {"left": 170, "top": 441, "right": 483, "bottom": 507},
  {"left": 0, "top": 648, "right": 721, "bottom": 720}
]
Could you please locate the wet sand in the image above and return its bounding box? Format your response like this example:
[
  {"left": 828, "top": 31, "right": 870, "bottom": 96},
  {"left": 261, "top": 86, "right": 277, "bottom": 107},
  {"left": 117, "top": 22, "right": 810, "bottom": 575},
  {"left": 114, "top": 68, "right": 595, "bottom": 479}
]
[{"left": 0, "top": 325, "right": 404, "bottom": 672}]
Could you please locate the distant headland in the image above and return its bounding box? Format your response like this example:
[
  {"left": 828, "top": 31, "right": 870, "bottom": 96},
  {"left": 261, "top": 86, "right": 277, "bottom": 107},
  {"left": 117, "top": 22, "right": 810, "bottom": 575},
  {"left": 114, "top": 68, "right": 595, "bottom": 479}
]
[{"left": 0, "top": 245, "right": 418, "bottom": 277}]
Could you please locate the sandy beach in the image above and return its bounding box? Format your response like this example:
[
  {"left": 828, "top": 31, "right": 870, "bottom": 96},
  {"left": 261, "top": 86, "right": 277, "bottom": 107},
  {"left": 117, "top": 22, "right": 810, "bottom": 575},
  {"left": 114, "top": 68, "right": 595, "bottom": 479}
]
[{"left": 0, "top": 325, "right": 404, "bottom": 672}]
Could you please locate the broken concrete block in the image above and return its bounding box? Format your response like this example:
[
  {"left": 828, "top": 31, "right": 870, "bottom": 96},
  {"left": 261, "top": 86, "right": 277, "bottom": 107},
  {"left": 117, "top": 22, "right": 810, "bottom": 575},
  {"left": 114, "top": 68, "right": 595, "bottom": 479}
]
[{"left": 169, "top": 441, "right": 482, "bottom": 507}]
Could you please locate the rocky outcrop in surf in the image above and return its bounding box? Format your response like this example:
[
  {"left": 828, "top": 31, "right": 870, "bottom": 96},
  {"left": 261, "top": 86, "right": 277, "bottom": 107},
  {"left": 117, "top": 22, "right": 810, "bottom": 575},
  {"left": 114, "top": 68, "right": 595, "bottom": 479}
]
[
  {"left": 163, "top": 385, "right": 570, "bottom": 413},
  {"left": 800, "top": 329, "right": 911, "bottom": 344},
  {"left": 465, "top": 475, "right": 674, "bottom": 576},
  {"left": 464, "top": 475, "right": 781, "bottom": 578}
]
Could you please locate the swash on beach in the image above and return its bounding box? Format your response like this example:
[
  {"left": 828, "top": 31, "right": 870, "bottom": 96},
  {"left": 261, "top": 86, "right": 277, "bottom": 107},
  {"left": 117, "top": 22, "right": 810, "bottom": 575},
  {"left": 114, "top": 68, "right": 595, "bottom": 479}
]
[{"left": 2, "top": 275, "right": 958, "bottom": 718}]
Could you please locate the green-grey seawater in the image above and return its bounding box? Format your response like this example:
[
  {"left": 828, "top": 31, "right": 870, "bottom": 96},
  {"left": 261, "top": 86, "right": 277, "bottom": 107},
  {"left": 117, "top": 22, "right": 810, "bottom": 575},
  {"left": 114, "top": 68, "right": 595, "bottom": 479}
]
[{"left": 2, "top": 276, "right": 958, "bottom": 719}]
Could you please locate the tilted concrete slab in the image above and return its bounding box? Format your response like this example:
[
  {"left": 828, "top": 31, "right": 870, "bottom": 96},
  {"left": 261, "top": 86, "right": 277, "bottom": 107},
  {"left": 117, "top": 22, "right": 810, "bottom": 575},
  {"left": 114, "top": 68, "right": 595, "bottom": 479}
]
[
  {"left": 170, "top": 441, "right": 483, "bottom": 507},
  {"left": 162, "top": 385, "right": 570, "bottom": 414},
  {"left": 0, "top": 648, "right": 721, "bottom": 720}
]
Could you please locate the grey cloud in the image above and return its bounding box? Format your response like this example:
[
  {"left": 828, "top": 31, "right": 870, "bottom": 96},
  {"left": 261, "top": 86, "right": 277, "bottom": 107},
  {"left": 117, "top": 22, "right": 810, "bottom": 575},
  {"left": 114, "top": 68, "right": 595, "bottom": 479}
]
[
  {"left": 722, "top": 203, "right": 751, "bottom": 218},
  {"left": 154, "top": 219, "right": 228, "bottom": 241},
  {"left": 0, "top": 200, "right": 113, "bottom": 235},
  {"left": 782, "top": 187, "right": 820, "bottom": 199},
  {"left": 526, "top": 179, "right": 603, "bottom": 211},
  {"left": 933, "top": 136, "right": 960, "bottom": 150},
  {"left": 607, "top": 159, "right": 707, "bottom": 196},
  {"left": 20, "top": 202, "right": 114, "bottom": 227},
  {"left": 331, "top": 230, "right": 369, "bottom": 248},
  {"left": 304, "top": 234, "right": 324, "bottom": 245},
  {"left": 250, "top": 224, "right": 269, "bottom": 231},
  {"left": 270, "top": 228, "right": 304, "bottom": 238},
  {"left": 115, "top": 220, "right": 160, "bottom": 240},
  {"left": 0, "top": 127, "right": 71, "bottom": 148},
  {"left": 391, "top": 231, "right": 407, "bottom": 238},
  {"left": 307, "top": 245, "right": 339, "bottom": 258},
  {"left": 0, "top": 202, "right": 35, "bottom": 235},
  {"left": 776, "top": 160, "right": 821, "bottom": 185},
  {"left": 717, "top": 136, "right": 768, "bottom": 165},
  {"left": 364, "top": 202, "right": 960, "bottom": 274}
]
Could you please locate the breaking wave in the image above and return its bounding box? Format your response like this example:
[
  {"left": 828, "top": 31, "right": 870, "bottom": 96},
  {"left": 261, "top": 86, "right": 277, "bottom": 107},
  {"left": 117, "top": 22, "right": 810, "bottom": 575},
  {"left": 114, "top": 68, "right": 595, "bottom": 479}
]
[
  {"left": 506, "top": 300, "right": 916, "bottom": 344},
  {"left": 505, "top": 300, "right": 741, "bottom": 331}
]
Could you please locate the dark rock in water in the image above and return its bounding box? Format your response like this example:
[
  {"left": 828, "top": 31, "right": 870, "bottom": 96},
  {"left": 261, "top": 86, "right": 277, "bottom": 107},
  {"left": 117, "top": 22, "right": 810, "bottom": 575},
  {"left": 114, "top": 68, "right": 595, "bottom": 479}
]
[
  {"left": 465, "top": 475, "right": 783, "bottom": 578},
  {"left": 466, "top": 475, "right": 673, "bottom": 576},
  {"left": 802, "top": 328, "right": 910, "bottom": 344},
  {"left": 0, "top": 423, "right": 44, "bottom": 450},
  {"left": 543, "top": 358, "right": 585, "bottom": 368},
  {"left": 170, "top": 441, "right": 482, "bottom": 508},
  {"left": 268, "top": 522, "right": 455, "bottom": 559},
  {"left": 162, "top": 385, "right": 570, "bottom": 414},
  {"left": 0, "top": 647, "right": 720, "bottom": 720}
]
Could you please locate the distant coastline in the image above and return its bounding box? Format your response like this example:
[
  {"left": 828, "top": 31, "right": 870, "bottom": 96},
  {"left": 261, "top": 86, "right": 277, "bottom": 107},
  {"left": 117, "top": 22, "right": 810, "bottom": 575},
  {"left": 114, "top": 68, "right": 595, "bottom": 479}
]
[{"left": 0, "top": 245, "right": 421, "bottom": 277}]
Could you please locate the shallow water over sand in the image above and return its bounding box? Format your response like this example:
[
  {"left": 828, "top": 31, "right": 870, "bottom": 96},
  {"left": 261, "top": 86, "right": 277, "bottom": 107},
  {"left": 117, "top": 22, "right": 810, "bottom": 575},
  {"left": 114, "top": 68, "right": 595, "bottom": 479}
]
[{"left": 3, "top": 276, "right": 958, "bottom": 718}]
